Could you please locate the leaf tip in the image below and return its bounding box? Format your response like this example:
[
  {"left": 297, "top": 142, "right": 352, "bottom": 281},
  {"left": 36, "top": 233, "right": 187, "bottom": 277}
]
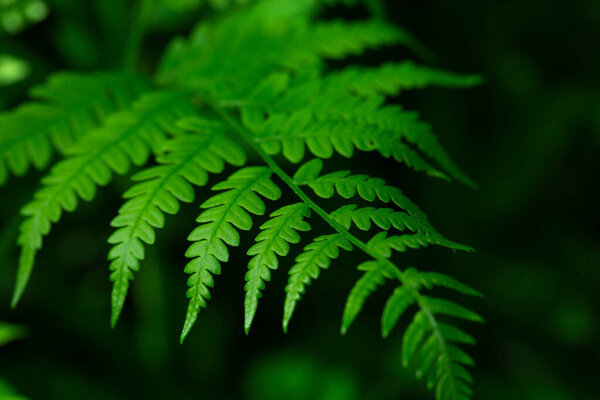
[
  {"left": 12, "top": 249, "right": 35, "bottom": 308},
  {"left": 282, "top": 314, "right": 291, "bottom": 334},
  {"left": 180, "top": 329, "right": 190, "bottom": 344},
  {"left": 11, "top": 279, "right": 27, "bottom": 309},
  {"left": 10, "top": 292, "right": 21, "bottom": 309},
  {"left": 110, "top": 311, "right": 120, "bottom": 329}
]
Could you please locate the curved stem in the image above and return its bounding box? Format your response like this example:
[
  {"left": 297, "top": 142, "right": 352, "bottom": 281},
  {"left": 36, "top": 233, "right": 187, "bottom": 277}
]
[
  {"left": 123, "top": 0, "right": 154, "bottom": 71},
  {"left": 211, "top": 104, "right": 459, "bottom": 387}
]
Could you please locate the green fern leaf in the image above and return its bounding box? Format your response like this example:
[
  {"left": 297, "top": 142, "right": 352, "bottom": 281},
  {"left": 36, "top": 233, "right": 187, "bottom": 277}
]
[
  {"left": 291, "top": 19, "right": 410, "bottom": 63},
  {"left": 182, "top": 166, "right": 281, "bottom": 342},
  {"left": 336, "top": 225, "right": 480, "bottom": 399},
  {"left": 422, "top": 296, "right": 483, "bottom": 323},
  {"left": 402, "top": 305, "right": 480, "bottom": 400},
  {"left": 331, "top": 204, "right": 443, "bottom": 236},
  {"left": 159, "top": 2, "right": 477, "bottom": 185},
  {"left": 158, "top": 1, "right": 415, "bottom": 101},
  {"left": 2, "top": 3, "right": 482, "bottom": 400},
  {"left": 108, "top": 118, "right": 246, "bottom": 326},
  {"left": 294, "top": 159, "right": 472, "bottom": 252},
  {"left": 12, "top": 90, "right": 195, "bottom": 307},
  {"left": 282, "top": 233, "right": 352, "bottom": 332},
  {"left": 381, "top": 286, "right": 413, "bottom": 338},
  {"left": 244, "top": 202, "right": 311, "bottom": 333},
  {"left": 405, "top": 269, "right": 483, "bottom": 298},
  {"left": 0, "top": 72, "right": 148, "bottom": 185},
  {"left": 254, "top": 96, "right": 472, "bottom": 184},
  {"left": 340, "top": 258, "right": 396, "bottom": 334},
  {"left": 325, "top": 61, "right": 482, "bottom": 97},
  {"left": 371, "top": 268, "right": 482, "bottom": 400}
]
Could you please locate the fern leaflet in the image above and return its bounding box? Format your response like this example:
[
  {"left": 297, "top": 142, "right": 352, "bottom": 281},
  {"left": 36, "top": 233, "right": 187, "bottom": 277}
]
[
  {"left": 294, "top": 159, "right": 472, "bottom": 251},
  {"left": 0, "top": 72, "right": 148, "bottom": 185},
  {"left": 283, "top": 233, "right": 352, "bottom": 332},
  {"left": 325, "top": 61, "right": 482, "bottom": 97},
  {"left": 244, "top": 202, "right": 311, "bottom": 333},
  {"left": 249, "top": 75, "right": 476, "bottom": 185},
  {"left": 108, "top": 117, "right": 246, "bottom": 326},
  {"left": 182, "top": 167, "right": 281, "bottom": 342},
  {"left": 12, "top": 90, "right": 196, "bottom": 306}
]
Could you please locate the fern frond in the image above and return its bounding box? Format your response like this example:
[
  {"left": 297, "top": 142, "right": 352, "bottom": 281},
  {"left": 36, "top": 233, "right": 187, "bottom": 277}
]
[
  {"left": 289, "top": 19, "right": 409, "bottom": 65},
  {"left": 158, "top": 1, "right": 415, "bottom": 101},
  {"left": 294, "top": 159, "right": 472, "bottom": 252},
  {"left": 409, "top": 269, "right": 482, "bottom": 298},
  {"left": 108, "top": 118, "right": 246, "bottom": 326},
  {"left": 381, "top": 285, "right": 413, "bottom": 338},
  {"left": 340, "top": 258, "right": 396, "bottom": 334},
  {"left": 160, "top": 0, "right": 476, "bottom": 184},
  {"left": 324, "top": 61, "right": 482, "bottom": 97},
  {"left": 331, "top": 205, "right": 471, "bottom": 253},
  {"left": 244, "top": 202, "right": 311, "bottom": 333},
  {"left": 0, "top": 72, "right": 148, "bottom": 185},
  {"left": 282, "top": 233, "right": 352, "bottom": 332},
  {"left": 339, "top": 229, "right": 414, "bottom": 334},
  {"left": 331, "top": 204, "right": 423, "bottom": 234},
  {"left": 2, "top": 3, "right": 482, "bottom": 400},
  {"left": 12, "top": 90, "right": 195, "bottom": 307},
  {"left": 252, "top": 87, "right": 474, "bottom": 185},
  {"left": 369, "top": 231, "right": 439, "bottom": 254},
  {"left": 182, "top": 166, "right": 281, "bottom": 342},
  {"left": 401, "top": 303, "right": 480, "bottom": 400},
  {"left": 343, "top": 261, "right": 482, "bottom": 400}
]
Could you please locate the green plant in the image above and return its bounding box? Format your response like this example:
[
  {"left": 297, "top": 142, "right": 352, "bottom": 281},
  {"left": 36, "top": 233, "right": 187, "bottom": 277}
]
[{"left": 1, "top": 1, "right": 482, "bottom": 399}]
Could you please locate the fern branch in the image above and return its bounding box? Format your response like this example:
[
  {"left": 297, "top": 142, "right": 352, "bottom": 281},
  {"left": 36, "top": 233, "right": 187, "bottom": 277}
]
[
  {"left": 108, "top": 118, "right": 246, "bottom": 326},
  {"left": 324, "top": 61, "right": 482, "bottom": 97},
  {"left": 282, "top": 233, "right": 352, "bottom": 332},
  {"left": 12, "top": 90, "right": 195, "bottom": 307},
  {"left": 0, "top": 72, "right": 149, "bottom": 185},
  {"left": 212, "top": 104, "right": 477, "bottom": 400},
  {"left": 211, "top": 107, "right": 438, "bottom": 267},
  {"left": 290, "top": 19, "right": 409, "bottom": 64},
  {"left": 182, "top": 167, "right": 281, "bottom": 342},
  {"left": 252, "top": 97, "right": 474, "bottom": 185},
  {"left": 158, "top": 2, "right": 418, "bottom": 101},
  {"left": 294, "top": 159, "right": 472, "bottom": 252},
  {"left": 244, "top": 202, "right": 311, "bottom": 333}
]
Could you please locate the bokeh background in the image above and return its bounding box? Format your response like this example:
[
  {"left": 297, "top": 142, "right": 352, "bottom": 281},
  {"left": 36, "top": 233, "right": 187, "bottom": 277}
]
[{"left": 1, "top": 0, "right": 599, "bottom": 399}]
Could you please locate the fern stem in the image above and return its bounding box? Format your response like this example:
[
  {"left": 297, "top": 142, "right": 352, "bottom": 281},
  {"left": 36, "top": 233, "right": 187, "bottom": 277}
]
[
  {"left": 123, "top": 0, "right": 154, "bottom": 71},
  {"left": 211, "top": 105, "right": 451, "bottom": 366}
]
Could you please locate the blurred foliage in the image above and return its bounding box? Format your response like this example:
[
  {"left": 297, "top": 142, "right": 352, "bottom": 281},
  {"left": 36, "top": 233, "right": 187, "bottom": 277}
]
[
  {"left": 0, "top": 322, "right": 27, "bottom": 400},
  {"left": 245, "top": 353, "right": 359, "bottom": 400},
  {"left": 0, "top": 54, "right": 28, "bottom": 85},
  {"left": 0, "top": 322, "right": 25, "bottom": 346},
  {"left": 0, "top": 0, "right": 598, "bottom": 399},
  {"left": 0, "top": 0, "right": 48, "bottom": 36}
]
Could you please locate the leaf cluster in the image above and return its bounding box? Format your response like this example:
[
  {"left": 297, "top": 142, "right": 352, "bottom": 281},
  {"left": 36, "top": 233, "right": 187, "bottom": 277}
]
[{"left": 0, "top": 1, "right": 482, "bottom": 399}]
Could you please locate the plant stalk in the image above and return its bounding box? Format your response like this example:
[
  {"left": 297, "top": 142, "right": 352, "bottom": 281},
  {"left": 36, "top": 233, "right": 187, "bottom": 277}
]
[{"left": 210, "top": 104, "right": 450, "bottom": 358}]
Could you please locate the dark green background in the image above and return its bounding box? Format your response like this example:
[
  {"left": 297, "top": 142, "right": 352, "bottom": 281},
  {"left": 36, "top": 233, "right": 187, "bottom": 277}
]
[{"left": 1, "top": 1, "right": 598, "bottom": 399}]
